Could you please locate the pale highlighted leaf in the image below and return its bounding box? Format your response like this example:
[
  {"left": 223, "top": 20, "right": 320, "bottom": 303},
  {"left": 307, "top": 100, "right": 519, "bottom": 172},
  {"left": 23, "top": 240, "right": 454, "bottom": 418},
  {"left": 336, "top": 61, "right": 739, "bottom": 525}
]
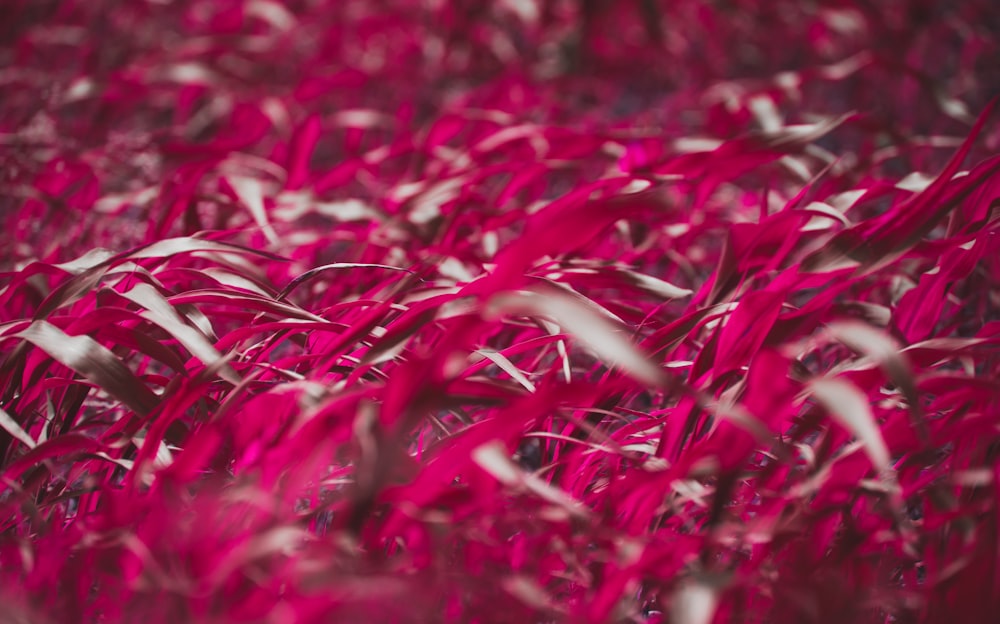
[
  {"left": 808, "top": 377, "right": 890, "bottom": 473},
  {"left": 487, "top": 289, "right": 667, "bottom": 388},
  {"left": 671, "top": 577, "right": 721, "bottom": 624},
  {"left": 120, "top": 283, "right": 241, "bottom": 385},
  {"left": 16, "top": 321, "right": 159, "bottom": 416},
  {"left": 472, "top": 440, "right": 589, "bottom": 519},
  {"left": 0, "top": 407, "right": 36, "bottom": 450}
]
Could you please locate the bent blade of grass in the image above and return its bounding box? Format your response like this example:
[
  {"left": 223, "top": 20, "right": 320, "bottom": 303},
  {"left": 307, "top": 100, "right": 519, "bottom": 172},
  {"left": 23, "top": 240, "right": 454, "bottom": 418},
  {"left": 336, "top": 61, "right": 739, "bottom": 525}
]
[
  {"left": 167, "top": 290, "right": 329, "bottom": 323},
  {"left": 472, "top": 349, "right": 536, "bottom": 393},
  {"left": 278, "top": 263, "right": 416, "bottom": 300},
  {"left": 0, "top": 407, "right": 36, "bottom": 450},
  {"left": 52, "top": 248, "right": 116, "bottom": 275},
  {"left": 616, "top": 268, "right": 694, "bottom": 300},
  {"left": 31, "top": 237, "right": 286, "bottom": 319},
  {"left": 487, "top": 289, "right": 668, "bottom": 389},
  {"left": 119, "top": 283, "right": 241, "bottom": 385},
  {"left": 15, "top": 320, "right": 159, "bottom": 416}
]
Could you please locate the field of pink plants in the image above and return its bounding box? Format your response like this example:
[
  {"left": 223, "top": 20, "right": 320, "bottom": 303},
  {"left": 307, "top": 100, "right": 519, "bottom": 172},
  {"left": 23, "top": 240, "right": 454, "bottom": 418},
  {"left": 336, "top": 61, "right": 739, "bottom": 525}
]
[{"left": 2, "top": 1, "right": 1000, "bottom": 622}]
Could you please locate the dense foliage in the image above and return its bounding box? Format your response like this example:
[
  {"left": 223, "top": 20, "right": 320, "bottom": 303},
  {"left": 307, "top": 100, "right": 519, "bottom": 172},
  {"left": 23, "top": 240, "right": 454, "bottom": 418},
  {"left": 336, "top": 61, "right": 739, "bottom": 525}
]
[{"left": 2, "top": 1, "right": 1000, "bottom": 622}]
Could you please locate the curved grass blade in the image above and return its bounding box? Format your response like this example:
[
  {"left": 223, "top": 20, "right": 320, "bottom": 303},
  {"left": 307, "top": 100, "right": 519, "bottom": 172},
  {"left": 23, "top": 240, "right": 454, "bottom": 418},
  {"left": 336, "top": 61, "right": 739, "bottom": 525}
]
[{"left": 15, "top": 321, "right": 159, "bottom": 416}]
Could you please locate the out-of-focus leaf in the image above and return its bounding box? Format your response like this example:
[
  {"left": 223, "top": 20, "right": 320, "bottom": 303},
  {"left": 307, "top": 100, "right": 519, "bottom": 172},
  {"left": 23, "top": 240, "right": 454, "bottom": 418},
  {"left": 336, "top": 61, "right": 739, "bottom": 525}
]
[
  {"left": 825, "top": 321, "right": 919, "bottom": 425},
  {"left": 228, "top": 176, "right": 279, "bottom": 245},
  {"left": 671, "top": 579, "right": 720, "bottom": 624},
  {"left": 286, "top": 115, "right": 322, "bottom": 190},
  {"left": 472, "top": 440, "right": 589, "bottom": 518},
  {"left": 808, "top": 377, "right": 890, "bottom": 473}
]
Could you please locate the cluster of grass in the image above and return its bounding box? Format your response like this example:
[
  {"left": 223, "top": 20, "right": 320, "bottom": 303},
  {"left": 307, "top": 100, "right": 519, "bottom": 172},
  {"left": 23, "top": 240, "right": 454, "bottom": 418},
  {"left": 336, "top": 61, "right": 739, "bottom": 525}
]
[{"left": 2, "top": 1, "right": 1000, "bottom": 622}]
